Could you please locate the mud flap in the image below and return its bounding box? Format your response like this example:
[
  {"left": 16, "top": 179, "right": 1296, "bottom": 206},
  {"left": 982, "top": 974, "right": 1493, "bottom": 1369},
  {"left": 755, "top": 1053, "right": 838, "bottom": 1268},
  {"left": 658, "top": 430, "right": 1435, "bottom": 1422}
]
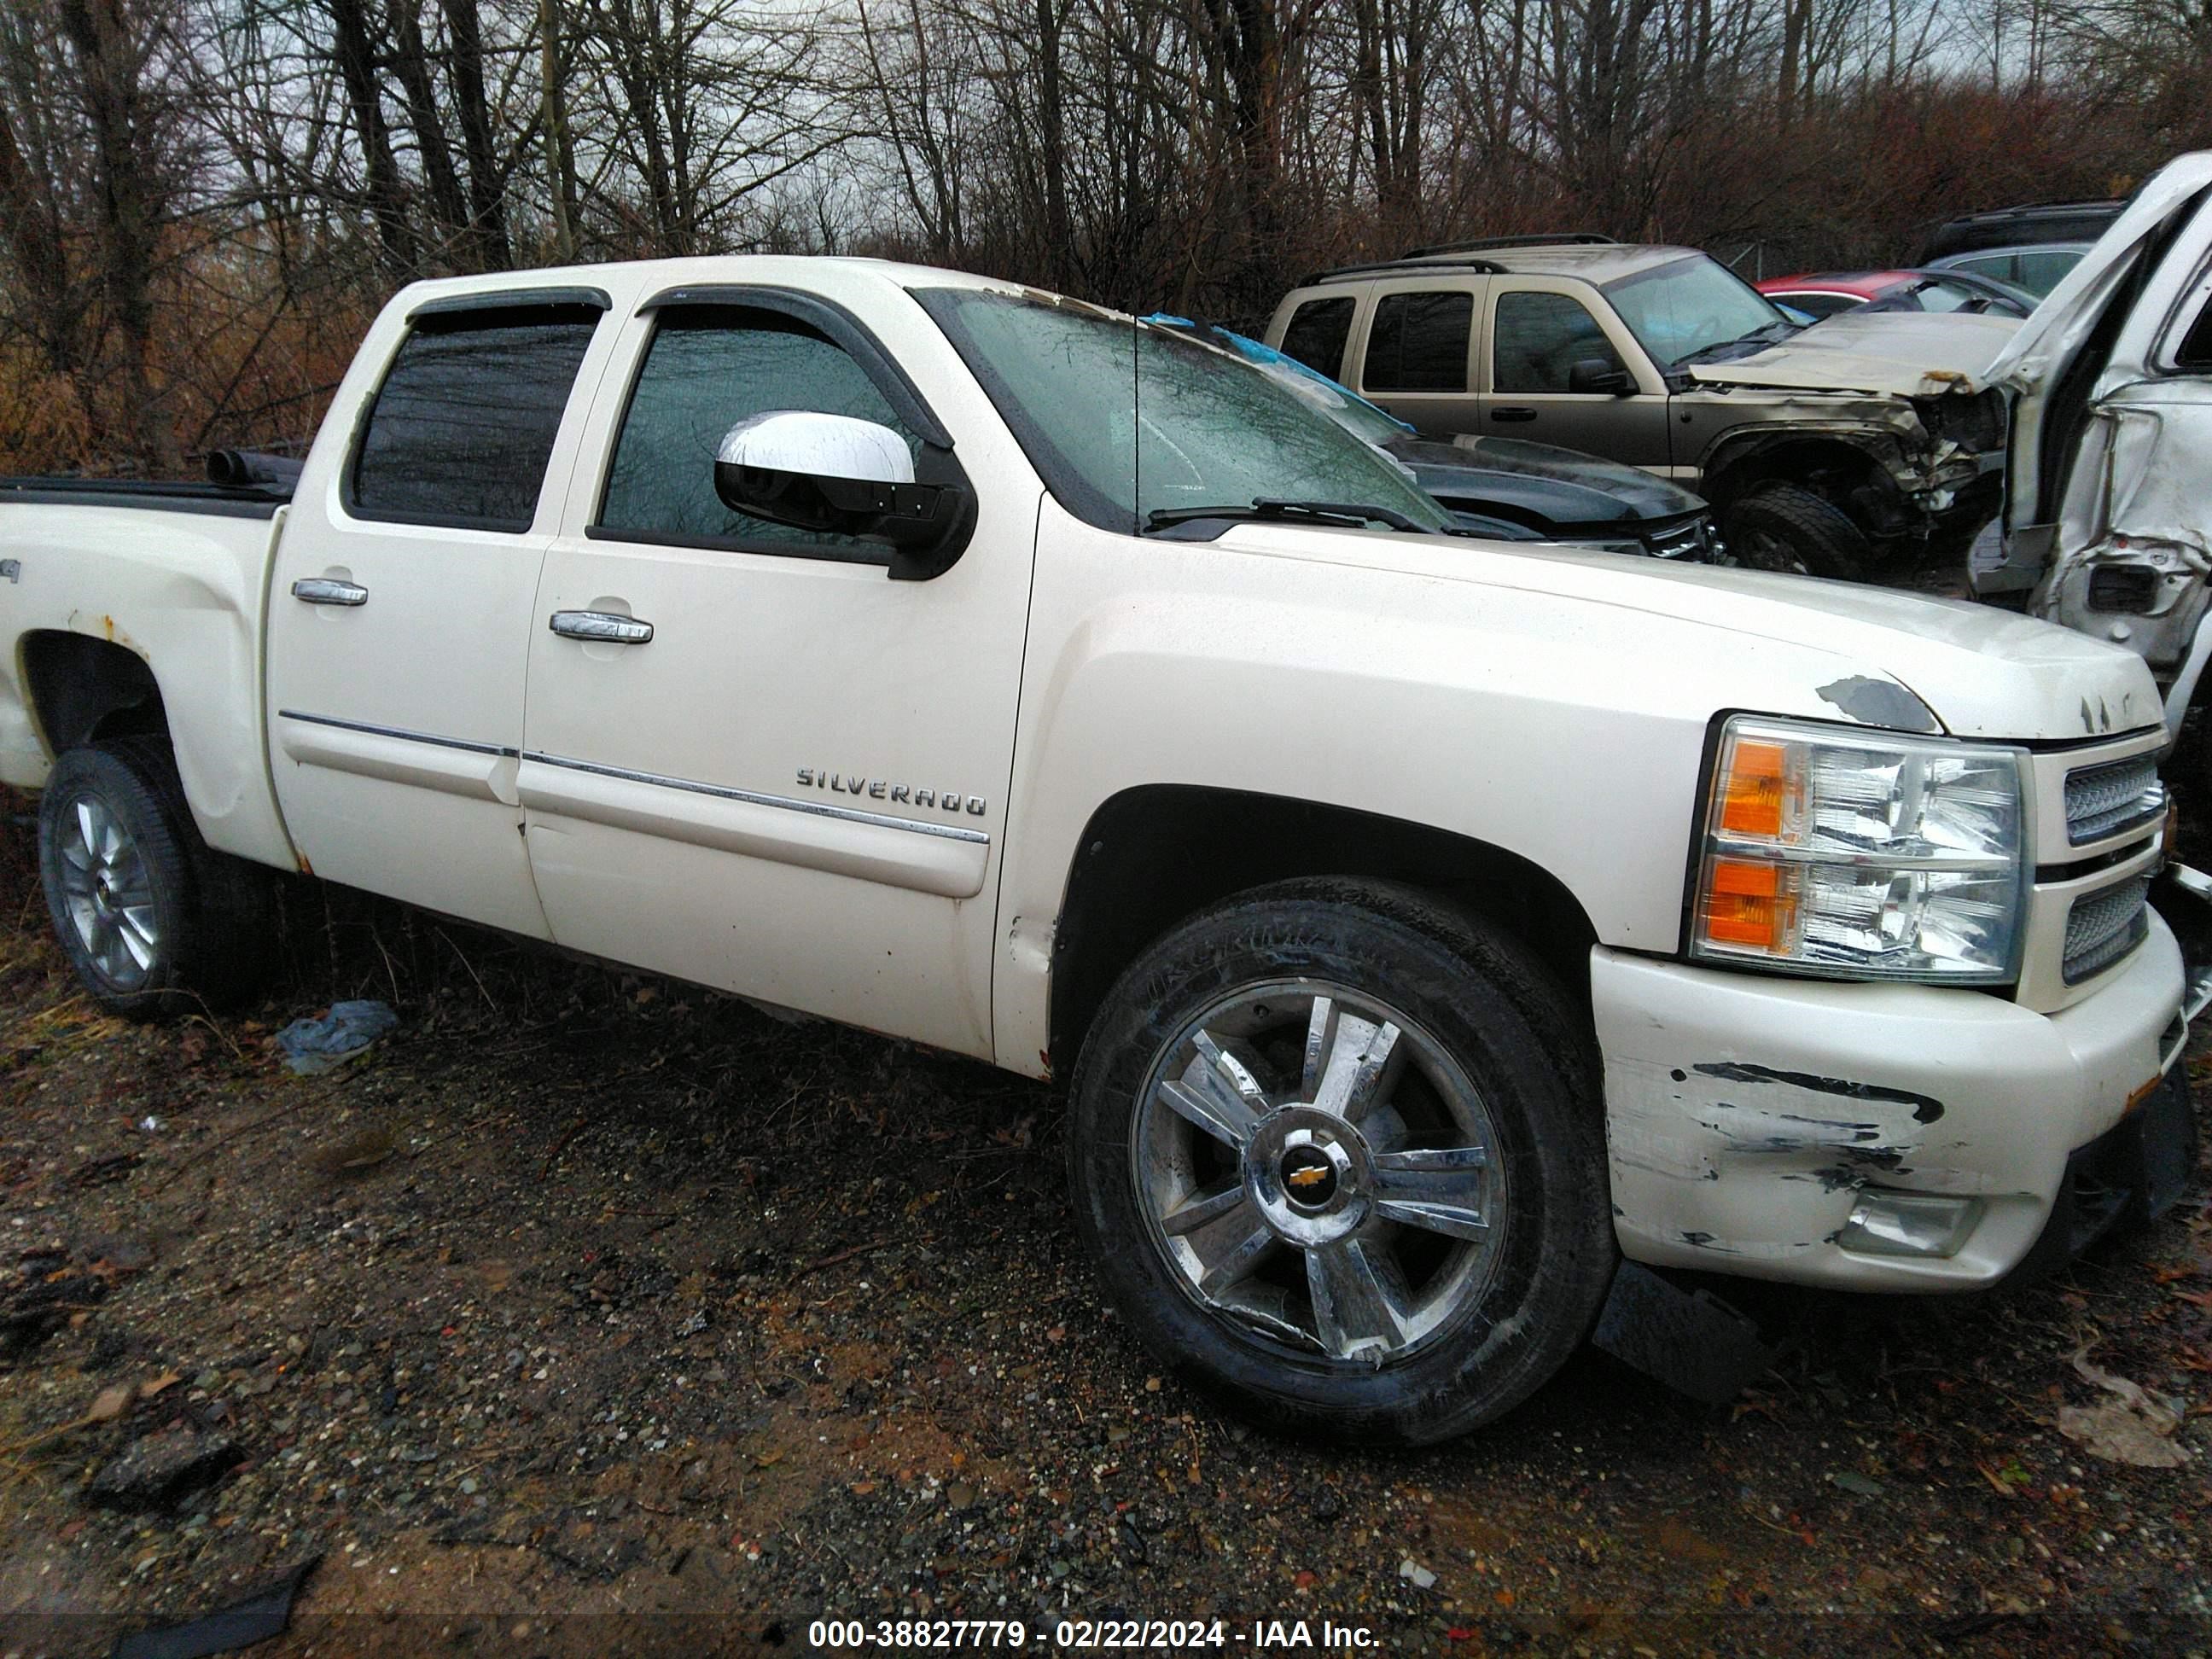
[{"left": 1589, "top": 1261, "right": 1781, "bottom": 1406}]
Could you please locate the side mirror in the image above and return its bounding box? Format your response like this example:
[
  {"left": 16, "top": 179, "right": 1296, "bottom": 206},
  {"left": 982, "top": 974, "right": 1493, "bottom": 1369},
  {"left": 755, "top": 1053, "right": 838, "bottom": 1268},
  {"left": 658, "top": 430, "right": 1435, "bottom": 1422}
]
[
  {"left": 713, "top": 410, "right": 975, "bottom": 579},
  {"left": 1566, "top": 358, "right": 1634, "bottom": 396}
]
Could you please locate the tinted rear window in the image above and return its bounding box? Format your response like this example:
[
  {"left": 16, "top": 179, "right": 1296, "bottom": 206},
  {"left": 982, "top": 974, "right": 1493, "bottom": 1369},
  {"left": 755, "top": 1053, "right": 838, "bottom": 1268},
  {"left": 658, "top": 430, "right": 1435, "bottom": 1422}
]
[
  {"left": 1363, "top": 292, "right": 1472, "bottom": 392},
  {"left": 1278, "top": 296, "right": 1355, "bottom": 381},
  {"left": 351, "top": 306, "right": 602, "bottom": 530}
]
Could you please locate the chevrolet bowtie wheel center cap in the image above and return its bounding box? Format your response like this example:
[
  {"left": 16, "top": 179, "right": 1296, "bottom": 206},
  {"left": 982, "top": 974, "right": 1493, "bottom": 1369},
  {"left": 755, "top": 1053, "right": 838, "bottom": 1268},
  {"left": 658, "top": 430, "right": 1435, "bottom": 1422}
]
[{"left": 1280, "top": 1145, "right": 1339, "bottom": 1210}]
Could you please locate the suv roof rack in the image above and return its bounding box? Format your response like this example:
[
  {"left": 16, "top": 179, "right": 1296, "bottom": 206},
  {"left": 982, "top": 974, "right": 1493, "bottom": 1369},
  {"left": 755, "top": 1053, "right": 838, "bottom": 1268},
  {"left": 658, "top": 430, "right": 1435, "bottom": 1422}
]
[
  {"left": 1301, "top": 257, "right": 1505, "bottom": 286},
  {"left": 1404, "top": 232, "right": 1618, "bottom": 256}
]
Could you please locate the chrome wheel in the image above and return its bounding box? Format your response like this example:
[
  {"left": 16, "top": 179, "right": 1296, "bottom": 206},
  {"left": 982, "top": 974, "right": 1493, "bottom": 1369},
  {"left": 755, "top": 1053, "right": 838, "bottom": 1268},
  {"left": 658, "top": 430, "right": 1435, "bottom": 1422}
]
[
  {"left": 1132, "top": 981, "right": 1507, "bottom": 1366},
  {"left": 55, "top": 795, "right": 159, "bottom": 990}
]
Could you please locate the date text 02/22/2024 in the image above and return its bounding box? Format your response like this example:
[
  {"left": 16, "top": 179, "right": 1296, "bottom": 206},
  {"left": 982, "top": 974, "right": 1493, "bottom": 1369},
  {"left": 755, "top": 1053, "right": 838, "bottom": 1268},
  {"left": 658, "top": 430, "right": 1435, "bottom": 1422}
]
[{"left": 805, "top": 1617, "right": 1382, "bottom": 1649}]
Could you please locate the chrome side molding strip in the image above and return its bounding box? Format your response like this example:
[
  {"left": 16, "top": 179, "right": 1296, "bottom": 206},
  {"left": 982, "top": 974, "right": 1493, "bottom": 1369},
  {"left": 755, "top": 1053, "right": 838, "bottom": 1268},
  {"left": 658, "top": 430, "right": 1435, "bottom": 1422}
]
[
  {"left": 276, "top": 709, "right": 517, "bottom": 758},
  {"left": 520, "top": 750, "right": 992, "bottom": 844}
]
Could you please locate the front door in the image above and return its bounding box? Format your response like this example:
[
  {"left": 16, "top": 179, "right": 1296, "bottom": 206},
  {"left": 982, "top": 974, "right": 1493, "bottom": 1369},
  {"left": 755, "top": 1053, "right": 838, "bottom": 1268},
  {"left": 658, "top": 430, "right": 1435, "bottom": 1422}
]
[
  {"left": 1481, "top": 282, "right": 1673, "bottom": 471},
  {"left": 516, "top": 288, "right": 1036, "bottom": 1057},
  {"left": 265, "top": 290, "right": 616, "bottom": 938}
]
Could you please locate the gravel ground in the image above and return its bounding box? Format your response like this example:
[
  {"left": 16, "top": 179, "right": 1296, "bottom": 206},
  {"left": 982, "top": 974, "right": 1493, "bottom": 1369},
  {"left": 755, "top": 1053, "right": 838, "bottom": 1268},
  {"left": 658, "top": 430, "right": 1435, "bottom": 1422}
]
[{"left": 0, "top": 804, "right": 2208, "bottom": 1659}]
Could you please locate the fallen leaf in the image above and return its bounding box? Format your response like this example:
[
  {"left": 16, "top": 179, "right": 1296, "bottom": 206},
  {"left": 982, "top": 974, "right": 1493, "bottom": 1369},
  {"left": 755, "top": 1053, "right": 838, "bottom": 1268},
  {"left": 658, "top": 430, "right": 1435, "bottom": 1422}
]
[
  {"left": 138, "top": 1371, "right": 182, "bottom": 1400},
  {"left": 1974, "top": 1462, "right": 2017, "bottom": 1499},
  {"left": 87, "top": 1384, "right": 132, "bottom": 1423},
  {"left": 1828, "top": 1470, "right": 1885, "bottom": 1497}
]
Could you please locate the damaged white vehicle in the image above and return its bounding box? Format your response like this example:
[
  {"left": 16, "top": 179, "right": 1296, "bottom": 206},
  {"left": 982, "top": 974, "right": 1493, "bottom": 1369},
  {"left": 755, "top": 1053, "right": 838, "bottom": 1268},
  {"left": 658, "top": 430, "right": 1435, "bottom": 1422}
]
[
  {"left": 1974, "top": 152, "right": 2212, "bottom": 750},
  {"left": 0, "top": 259, "right": 2205, "bottom": 1443}
]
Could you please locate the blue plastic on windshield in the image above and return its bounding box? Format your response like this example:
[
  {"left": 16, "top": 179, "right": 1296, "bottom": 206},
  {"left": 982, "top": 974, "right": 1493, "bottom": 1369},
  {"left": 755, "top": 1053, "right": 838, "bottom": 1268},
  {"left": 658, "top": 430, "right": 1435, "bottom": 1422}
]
[{"left": 1137, "top": 314, "right": 1417, "bottom": 435}]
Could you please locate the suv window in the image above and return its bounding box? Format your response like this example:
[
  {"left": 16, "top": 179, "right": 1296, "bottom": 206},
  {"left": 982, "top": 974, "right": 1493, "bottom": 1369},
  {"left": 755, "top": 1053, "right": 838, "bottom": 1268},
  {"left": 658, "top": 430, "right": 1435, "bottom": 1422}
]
[
  {"left": 351, "top": 305, "right": 602, "bottom": 530},
  {"left": 597, "top": 306, "right": 920, "bottom": 556},
  {"left": 1493, "top": 292, "right": 1624, "bottom": 392},
  {"left": 1364, "top": 291, "right": 1472, "bottom": 392},
  {"left": 1278, "top": 296, "right": 1355, "bottom": 381}
]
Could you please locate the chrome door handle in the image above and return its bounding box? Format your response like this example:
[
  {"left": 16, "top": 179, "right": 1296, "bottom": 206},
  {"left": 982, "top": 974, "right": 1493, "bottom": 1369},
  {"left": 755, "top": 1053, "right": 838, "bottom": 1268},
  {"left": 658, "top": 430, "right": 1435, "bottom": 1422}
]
[
  {"left": 550, "top": 609, "right": 654, "bottom": 644},
  {"left": 292, "top": 577, "right": 368, "bottom": 606}
]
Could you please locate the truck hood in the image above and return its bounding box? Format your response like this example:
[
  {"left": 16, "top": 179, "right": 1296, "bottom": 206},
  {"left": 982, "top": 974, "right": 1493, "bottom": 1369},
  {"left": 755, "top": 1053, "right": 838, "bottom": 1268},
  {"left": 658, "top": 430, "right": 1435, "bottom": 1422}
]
[
  {"left": 1983, "top": 154, "right": 2212, "bottom": 539},
  {"left": 1685, "top": 310, "right": 2020, "bottom": 397},
  {"left": 1225, "top": 522, "right": 2162, "bottom": 742}
]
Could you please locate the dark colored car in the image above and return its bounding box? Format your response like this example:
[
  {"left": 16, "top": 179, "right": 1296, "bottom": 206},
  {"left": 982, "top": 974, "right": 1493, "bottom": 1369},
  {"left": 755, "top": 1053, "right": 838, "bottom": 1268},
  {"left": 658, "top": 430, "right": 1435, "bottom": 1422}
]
[
  {"left": 1918, "top": 199, "right": 2124, "bottom": 262},
  {"left": 1756, "top": 268, "right": 2036, "bottom": 320},
  {"left": 1147, "top": 317, "right": 1725, "bottom": 561}
]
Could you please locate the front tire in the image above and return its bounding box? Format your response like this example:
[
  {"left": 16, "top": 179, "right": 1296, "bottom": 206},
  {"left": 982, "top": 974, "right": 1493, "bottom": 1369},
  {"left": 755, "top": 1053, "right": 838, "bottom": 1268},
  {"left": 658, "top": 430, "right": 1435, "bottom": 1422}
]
[
  {"left": 38, "top": 739, "right": 271, "bottom": 1019},
  {"left": 1066, "top": 879, "right": 1615, "bottom": 1445},
  {"left": 1722, "top": 481, "right": 1871, "bottom": 581}
]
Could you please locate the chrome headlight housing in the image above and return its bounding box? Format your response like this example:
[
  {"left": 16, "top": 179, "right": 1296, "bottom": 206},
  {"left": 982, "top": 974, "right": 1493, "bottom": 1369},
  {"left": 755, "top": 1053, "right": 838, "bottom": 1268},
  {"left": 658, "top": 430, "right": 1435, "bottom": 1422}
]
[{"left": 1689, "top": 715, "right": 2027, "bottom": 984}]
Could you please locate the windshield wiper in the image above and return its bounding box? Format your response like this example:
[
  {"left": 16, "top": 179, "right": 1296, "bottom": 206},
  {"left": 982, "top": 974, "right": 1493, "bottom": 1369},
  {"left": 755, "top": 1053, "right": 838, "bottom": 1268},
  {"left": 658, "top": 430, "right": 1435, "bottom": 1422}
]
[
  {"left": 1671, "top": 318, "right": 1802, "bottom": 369},
  {"left": 1144, "top": 498, "right": 1433, "bottom": 534}
]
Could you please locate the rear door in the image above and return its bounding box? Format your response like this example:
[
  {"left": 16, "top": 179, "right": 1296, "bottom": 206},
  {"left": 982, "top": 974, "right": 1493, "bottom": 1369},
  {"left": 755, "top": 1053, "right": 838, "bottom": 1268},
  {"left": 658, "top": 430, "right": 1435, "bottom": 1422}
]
[
  {"left": 1350, "top": 278, "right": 1484, "bottom": 439},
  {"left": 266, "top": 287, "right": 617, "bottom": 938},
  {"left": 1481, "top": 279, "right": 1671, "bottom": 469},
  {"left": 515, "top": 283, "right": 1036, "bottom": 1057}
]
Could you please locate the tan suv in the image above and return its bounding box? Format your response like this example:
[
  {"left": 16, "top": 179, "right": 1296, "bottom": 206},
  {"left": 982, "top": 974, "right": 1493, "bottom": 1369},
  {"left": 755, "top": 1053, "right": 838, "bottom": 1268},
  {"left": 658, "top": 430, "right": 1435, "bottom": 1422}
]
[{"left": 1266, "top": 236, "right": 2018, "bottom": 581}]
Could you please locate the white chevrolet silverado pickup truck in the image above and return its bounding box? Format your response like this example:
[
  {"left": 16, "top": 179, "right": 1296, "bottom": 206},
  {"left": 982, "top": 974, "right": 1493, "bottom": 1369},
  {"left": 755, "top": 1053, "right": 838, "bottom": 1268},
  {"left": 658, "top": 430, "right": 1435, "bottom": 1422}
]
[{"left": 2, "top": 259, "right": 2205, "bottom": 1444}]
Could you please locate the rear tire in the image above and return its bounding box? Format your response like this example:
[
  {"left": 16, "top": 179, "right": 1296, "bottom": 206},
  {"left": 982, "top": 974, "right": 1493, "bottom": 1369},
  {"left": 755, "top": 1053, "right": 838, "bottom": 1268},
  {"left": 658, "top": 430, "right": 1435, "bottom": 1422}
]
[
  {"left": 1065, "top": 878, "right": 1615, "bottom": 1445},
  {"left": 38, "top": 739, "right": 271, "bottom": 1019},
  {"left": 1722, "top": 481, "right": 1872, "bottom": 581}
]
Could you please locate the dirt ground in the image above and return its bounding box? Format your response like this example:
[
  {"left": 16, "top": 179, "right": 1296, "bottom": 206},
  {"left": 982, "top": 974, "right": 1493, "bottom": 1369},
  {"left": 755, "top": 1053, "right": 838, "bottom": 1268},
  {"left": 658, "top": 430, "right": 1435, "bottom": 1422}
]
[{"left": 0, "top": 803, "right": 2207, "bottom": 1659}]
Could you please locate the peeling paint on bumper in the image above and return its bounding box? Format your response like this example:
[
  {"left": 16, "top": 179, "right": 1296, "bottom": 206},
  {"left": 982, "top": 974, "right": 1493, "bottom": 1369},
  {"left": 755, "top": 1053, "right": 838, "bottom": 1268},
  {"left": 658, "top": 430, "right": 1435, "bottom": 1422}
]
[{"left": 1591, "top": 911, "right": 2186, "bottom": 1290}]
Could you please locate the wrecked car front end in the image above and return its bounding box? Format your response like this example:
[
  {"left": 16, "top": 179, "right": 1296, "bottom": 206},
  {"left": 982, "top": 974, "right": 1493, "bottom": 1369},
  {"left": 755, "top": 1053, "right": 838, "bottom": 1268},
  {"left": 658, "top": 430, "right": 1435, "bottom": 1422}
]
[
  {"left": 1595, "top": 710, "right": 2202, "bottom": 1289},
  {"left": 1684, "top": 312, "right": 2017, "bottom": 562}
]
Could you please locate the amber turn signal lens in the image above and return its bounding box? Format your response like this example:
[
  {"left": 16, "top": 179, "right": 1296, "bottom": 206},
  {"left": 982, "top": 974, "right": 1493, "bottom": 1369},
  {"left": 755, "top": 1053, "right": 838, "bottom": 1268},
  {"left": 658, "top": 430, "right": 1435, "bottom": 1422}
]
[
  {"left": 1718, "top": 739, "right": 1790, "bottom": 839},
  {"left": 1700, "top": 858, "right": 1795, "bottom": 951}
]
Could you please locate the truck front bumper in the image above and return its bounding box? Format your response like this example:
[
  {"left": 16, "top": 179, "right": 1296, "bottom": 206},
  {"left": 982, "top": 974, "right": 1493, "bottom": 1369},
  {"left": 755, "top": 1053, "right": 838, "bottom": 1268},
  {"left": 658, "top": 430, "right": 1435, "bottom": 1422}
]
[{"left": 1592, "top": 899, "right": 2202, "bottom": 1291}]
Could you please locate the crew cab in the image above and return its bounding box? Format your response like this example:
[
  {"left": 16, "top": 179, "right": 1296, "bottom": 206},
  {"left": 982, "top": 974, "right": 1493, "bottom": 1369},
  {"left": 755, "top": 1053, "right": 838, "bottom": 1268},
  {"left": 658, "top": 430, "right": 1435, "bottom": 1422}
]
[
  {"left": 1, "top": 259, "right": 2203, "bottom": 1444},
  {"left": 1265, "top": 238, "right": 2017, "bottom": 583}
]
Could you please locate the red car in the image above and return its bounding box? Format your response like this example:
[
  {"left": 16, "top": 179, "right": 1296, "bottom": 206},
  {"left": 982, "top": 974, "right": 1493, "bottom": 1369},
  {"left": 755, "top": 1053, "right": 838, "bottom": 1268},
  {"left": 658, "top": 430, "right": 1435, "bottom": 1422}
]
[{"left": 1755, "top": 267, "right": 2034, "bottom": 319}]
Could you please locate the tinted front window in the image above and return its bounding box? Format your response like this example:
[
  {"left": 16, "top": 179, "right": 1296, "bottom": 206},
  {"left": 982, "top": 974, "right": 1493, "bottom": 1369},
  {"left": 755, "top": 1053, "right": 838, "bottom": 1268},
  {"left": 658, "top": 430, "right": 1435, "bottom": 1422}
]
[
  {"left": 352, "top": 306, "right": 601, "bottom": 528},
  {"left": 1278, "top": 297, "right": 1356, "bottom": 380},
  {"left": 597, "top": 306, "right": 918, "bottom": 554},
  {"left": 1493, "top": 292, "right": 1624, "bottom": 392},
  {"left": 1364, "top": 291, "right": 1473, "bottom": 392}
]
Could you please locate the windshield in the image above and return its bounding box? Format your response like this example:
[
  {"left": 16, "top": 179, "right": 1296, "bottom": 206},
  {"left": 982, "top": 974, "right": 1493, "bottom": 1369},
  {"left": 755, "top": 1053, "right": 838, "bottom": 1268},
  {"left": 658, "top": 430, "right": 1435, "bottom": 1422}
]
[
  {"left": 1604, "top": 255, "right": 1787, "bottom": 366},
  {"left": 1243, "top": 352, "right": 1411, "bottom": 447},
  {"left": 915, "top": 288, "right": 1452, "bottom": 535}
]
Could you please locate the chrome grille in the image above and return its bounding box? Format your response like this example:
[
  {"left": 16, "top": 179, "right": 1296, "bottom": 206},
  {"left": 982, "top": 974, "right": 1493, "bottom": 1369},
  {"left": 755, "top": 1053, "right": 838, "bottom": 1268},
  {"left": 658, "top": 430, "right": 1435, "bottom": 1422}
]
[
  {"left": 2064, "top": 876, "right": 2151, "bottom": 983},
  {"left": 2064, "top": 754, "right": 2165, "bottom": 845},
  {"left": 1644, "top": 515, "right": 1719, "bottom": 562}
]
